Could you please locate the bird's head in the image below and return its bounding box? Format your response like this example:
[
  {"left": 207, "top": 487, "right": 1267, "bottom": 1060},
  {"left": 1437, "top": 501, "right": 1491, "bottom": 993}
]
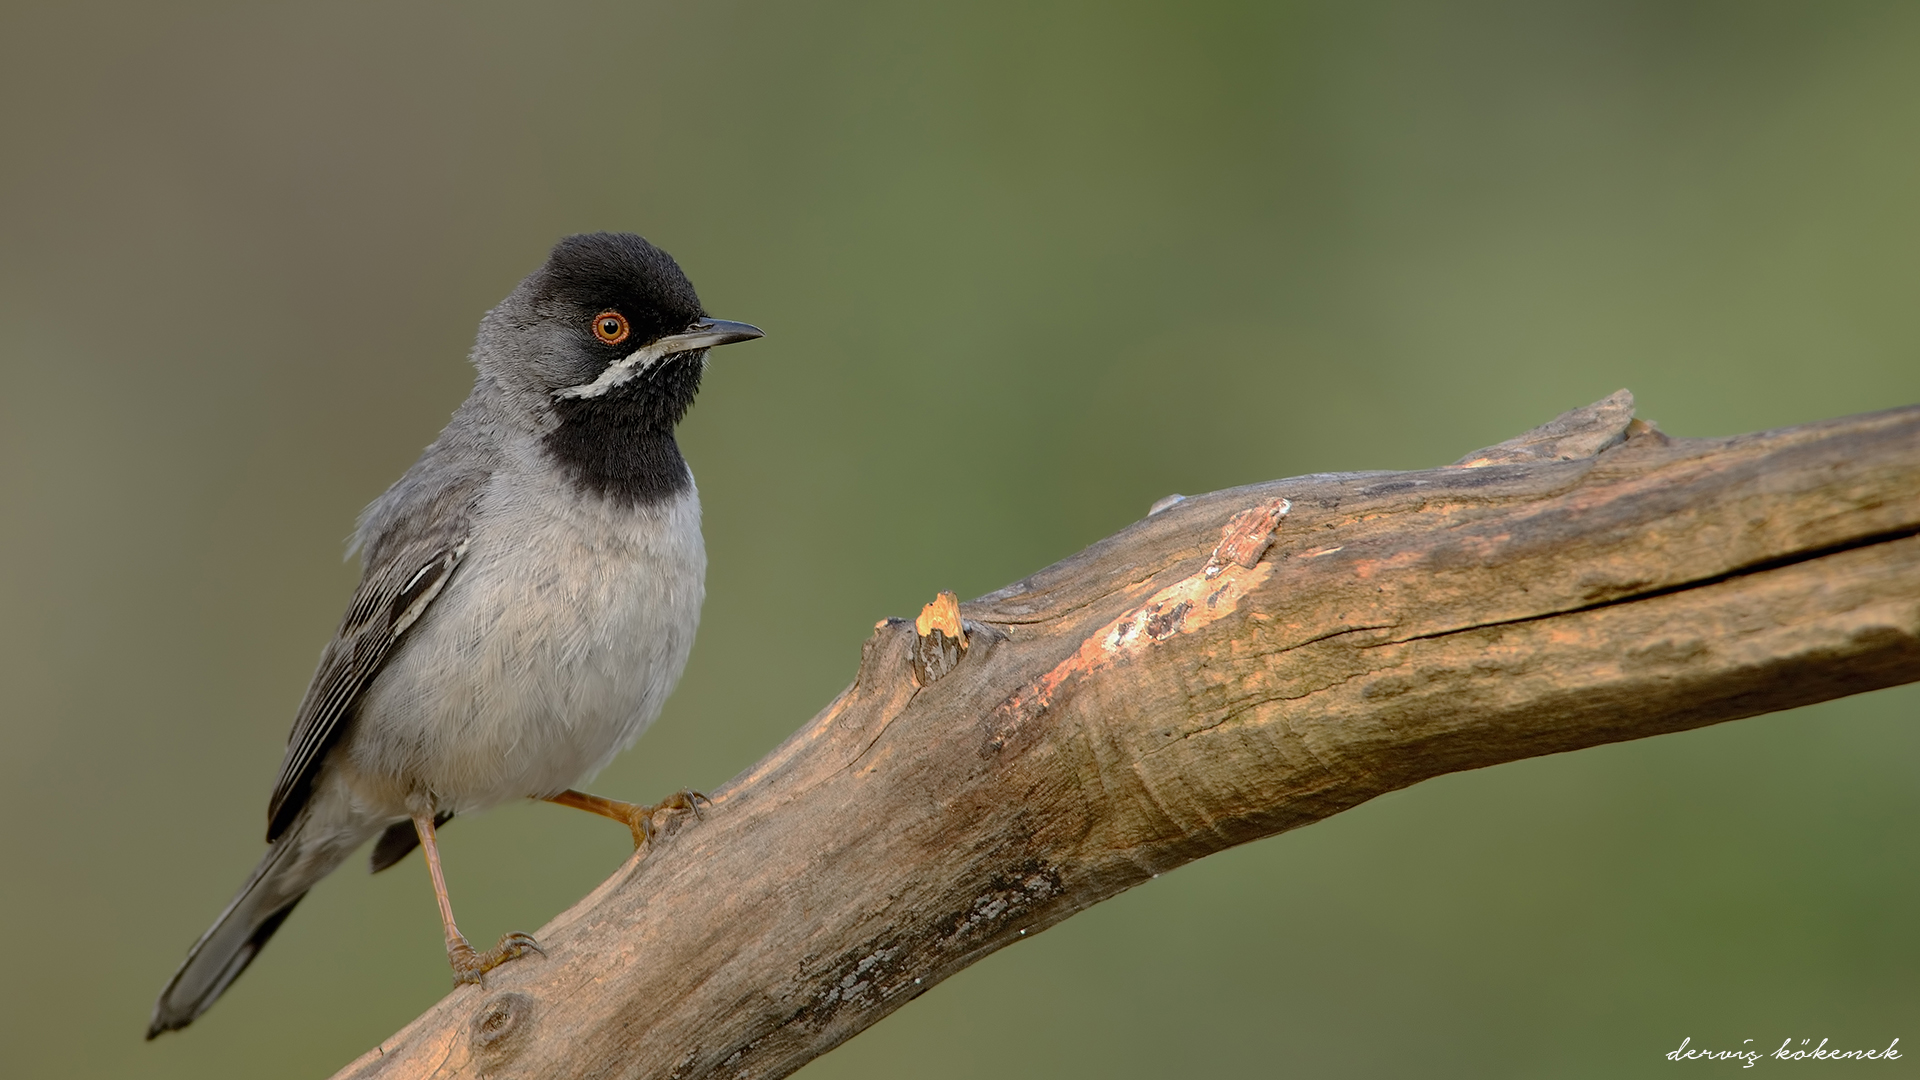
[
  {"left": 477, "top": 232, "right": 762, "bottom": 427},
  {"left": 472, "top": 232, "right": 762, "bottom": 505}
]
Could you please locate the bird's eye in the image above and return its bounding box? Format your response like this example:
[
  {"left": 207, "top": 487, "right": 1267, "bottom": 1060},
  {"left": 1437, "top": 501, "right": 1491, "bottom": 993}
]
[{"left": 592, "top": 311, "right": 630, "bottom": 345}]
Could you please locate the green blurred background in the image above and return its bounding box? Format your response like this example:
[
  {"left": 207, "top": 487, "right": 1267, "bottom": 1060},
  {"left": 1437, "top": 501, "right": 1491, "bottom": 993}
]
[{"left": 2, "top": 1, "right": 1916, "bottom": 1077}]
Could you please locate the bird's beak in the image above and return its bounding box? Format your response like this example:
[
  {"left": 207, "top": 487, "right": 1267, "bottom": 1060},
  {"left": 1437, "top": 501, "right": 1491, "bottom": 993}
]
[{"left": 651, "top": 318, "right": 764, "bottom": 354}]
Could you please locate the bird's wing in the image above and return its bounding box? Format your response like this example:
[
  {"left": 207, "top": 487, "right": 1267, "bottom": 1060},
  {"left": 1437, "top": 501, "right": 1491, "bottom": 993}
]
[{"left": 264, "top": 482, "right": 482, "bottom": 842}]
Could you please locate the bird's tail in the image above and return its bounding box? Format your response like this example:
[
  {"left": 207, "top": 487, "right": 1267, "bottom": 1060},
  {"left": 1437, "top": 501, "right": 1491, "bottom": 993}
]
[{"left": 147, "top": 816, "right": 360, "bottom": 1038}]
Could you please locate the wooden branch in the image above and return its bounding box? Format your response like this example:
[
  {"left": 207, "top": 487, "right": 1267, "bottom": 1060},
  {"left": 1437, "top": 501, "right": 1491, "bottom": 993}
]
[{"left": 335, "top": 392, "right": 1920, "bottom": 1080}]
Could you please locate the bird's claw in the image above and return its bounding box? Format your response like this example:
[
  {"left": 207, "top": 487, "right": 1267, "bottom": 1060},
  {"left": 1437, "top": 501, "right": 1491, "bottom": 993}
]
[
  {"left": 448, "top": 931, "right": 543, "bottom": 986},
  {"left": 626, "top": 789, "right": 711, "bottom": 850}
]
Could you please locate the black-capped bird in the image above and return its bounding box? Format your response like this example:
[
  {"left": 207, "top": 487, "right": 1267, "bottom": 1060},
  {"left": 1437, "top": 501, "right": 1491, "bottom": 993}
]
[{"left": 149, "top": 233, "right": 761, "bottom": 1037}]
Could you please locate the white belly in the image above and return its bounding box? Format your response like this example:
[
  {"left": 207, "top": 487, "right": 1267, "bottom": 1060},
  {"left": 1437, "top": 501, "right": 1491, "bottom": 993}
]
[{"left": 338, "top": 480, "right": 705, "bottom": 815}]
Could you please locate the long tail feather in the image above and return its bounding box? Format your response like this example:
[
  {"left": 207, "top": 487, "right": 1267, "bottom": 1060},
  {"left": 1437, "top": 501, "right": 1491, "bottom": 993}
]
[{"left": 147, "top": 819, "right": 350, "bottom": 1037}]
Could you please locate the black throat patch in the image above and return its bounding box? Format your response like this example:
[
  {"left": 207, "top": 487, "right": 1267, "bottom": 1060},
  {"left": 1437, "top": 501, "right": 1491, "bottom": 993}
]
[{"left": 543, "top": 353, "right": 703, "bottom": 506}]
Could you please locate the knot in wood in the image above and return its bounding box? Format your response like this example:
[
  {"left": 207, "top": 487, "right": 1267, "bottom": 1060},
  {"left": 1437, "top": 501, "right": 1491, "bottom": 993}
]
[{"left": 468, "top": 991, "right": 535, "bottom": 1066}]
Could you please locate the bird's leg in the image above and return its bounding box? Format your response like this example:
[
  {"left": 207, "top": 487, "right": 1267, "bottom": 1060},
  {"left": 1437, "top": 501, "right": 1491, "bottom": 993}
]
[
  {"left": 410, "top": 809, "right": 541, "bottom": 985},
  {"left": 542, "top": 788, "right": 710, "bottom": 850}
]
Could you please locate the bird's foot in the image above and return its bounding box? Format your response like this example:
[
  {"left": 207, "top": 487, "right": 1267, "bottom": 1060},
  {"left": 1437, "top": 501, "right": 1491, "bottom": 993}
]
[
  {"left": 447, "top": 931, "right": 543, "bottom": 986},
  {"left": 542, "top": 787, "right": 712, "bottom": 851},
  {"left": 625, "top": 789, "right": 711, "bottom": 849}
]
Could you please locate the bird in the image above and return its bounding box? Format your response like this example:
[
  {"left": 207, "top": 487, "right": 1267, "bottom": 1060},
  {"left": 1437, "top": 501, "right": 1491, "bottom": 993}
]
[{"left": 147, "top": 232, "right": 762, "bottom": 1038}]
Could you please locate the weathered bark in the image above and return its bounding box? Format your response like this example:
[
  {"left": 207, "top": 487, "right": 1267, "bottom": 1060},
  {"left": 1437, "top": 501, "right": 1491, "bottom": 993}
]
[{"left": 334, "top": 391, "right": 1920, "bottom": 1080}]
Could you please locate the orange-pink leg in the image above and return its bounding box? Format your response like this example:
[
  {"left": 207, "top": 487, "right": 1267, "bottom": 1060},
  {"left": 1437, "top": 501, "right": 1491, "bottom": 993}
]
[
  {"left": 542, "top": 788, "right": 709, "bottom": 849},
  {"left": 411, "top": 809, "right": 541, "bottom": 984}
]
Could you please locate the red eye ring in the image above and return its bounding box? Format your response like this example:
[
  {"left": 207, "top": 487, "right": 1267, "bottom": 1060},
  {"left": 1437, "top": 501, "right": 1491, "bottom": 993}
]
[{"left": 592, "top": 310, "right": 630, "bottom": 345}]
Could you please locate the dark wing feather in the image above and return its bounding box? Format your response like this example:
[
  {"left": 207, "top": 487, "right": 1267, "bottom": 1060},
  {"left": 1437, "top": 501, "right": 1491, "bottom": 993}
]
[{"left": 265, "top": 481, "right": 482, "bottom": 841}]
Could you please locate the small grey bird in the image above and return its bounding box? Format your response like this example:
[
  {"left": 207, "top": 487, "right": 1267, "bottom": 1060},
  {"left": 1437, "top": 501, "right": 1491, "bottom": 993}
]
[{"left": 147, "top": 232, "right": 762, "bottom": 1038}]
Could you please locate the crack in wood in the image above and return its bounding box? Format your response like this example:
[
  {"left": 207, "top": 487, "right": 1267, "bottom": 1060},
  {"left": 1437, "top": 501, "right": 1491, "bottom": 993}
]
[{"left": 1391, "top": 523, "right": 1920, "bottom": 647}]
